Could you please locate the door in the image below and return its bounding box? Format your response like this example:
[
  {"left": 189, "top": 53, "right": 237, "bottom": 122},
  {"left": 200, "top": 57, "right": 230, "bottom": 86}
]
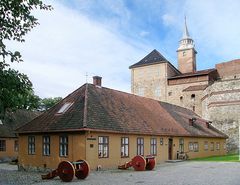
[{"left": 168, "top": 138, "right": 173, "bottom": 160}]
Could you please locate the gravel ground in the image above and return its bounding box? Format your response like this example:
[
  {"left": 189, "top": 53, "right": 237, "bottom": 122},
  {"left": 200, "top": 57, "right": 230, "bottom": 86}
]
[{"left": 0, "top": 161, "right": 240, "bottom": 185}]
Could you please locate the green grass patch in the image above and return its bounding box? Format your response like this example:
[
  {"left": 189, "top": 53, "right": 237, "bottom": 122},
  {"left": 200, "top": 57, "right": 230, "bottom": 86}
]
[{"left": 191, "top": 154, "right": 240, "bottom": 162}]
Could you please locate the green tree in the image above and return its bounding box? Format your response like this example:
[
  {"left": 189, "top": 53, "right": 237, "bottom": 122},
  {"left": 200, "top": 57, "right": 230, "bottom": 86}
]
[
  {"left": 0, "top": 0, "right": 52, "bottom": 119},
  {"left": 0, "top": 0, "right": 52, "bottom": 65},
  {"left": 40, "top": 97, "right": 62, "bottom": 111}
]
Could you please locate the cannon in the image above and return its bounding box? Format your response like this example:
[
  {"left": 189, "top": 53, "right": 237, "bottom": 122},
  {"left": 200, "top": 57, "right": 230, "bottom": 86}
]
[
  {"left": 41, "top": 159, "right": 90, "bottom": 182},
  {"left": 118, "top": 155, "right": 155, "bottom": 171}
]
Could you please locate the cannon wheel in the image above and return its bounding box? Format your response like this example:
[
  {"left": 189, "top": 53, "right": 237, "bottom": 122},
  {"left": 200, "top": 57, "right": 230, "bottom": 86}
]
[
  {"left": 75, "top": 160, "right": 90, "bottom": 179},
  {"left": 58, "top": 161, "right": 75, "bottom": 182},
  {"left": 145, "top": 157, "right": 156, "bottom": 170},
  {"left": 131, "top": 155, "right": 146, "bottom": 171}
]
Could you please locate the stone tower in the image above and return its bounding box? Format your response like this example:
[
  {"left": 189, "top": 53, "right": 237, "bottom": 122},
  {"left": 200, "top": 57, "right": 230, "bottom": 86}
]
[{"left": 177, "top": 17, "right": 197, "bottom": 73}]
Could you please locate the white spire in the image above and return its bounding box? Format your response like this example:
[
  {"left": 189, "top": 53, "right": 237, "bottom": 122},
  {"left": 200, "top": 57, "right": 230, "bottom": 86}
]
[
  {"left": 182, "top": 16, "right": 190, "bottom": 39},
  {"left": 178, "top": 16, "right": 194, "bottom": 51}
]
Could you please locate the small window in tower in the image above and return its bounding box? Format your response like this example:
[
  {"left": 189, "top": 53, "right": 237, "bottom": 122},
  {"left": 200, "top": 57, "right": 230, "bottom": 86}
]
[
  {"left": 183, "top": 51, "right": 186, "bottom": 56},
  {"left": 57, "top": 102, "right": 73, "bottom": 114},
  {"left": 155, "top": 87, "right": 161, "bottom": 97},
  {"left": 193, "top": 106, "right": 195, "bottom": 112},
  {"left": 180, "top": 96, "right": 183, "bottom": 102},
  {"left": 191, "top": 94, "right": 195, "bottom": 101}
]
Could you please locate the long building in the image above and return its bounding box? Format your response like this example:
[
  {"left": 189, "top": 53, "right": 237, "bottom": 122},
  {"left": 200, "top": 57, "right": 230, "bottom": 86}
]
[{"left": 16, "top": 77, "right": 227, "bottom": 170}]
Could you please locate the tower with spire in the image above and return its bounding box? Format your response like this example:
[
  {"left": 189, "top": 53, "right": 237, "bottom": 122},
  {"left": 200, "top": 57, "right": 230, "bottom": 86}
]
[{"left": 177, "top": 17, "right": 197, "bottom": 73}]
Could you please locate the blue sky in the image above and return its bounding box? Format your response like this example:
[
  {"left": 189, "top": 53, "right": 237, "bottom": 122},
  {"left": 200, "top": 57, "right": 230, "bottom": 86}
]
[{"left": 9, "top": 0, "right": 240, "bottom": 98}]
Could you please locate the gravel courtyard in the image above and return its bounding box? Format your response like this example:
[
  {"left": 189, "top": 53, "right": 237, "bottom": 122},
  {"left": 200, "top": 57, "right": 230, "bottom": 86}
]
[{"left": 0, "top": 161, "right": 240, "bottom": 185}]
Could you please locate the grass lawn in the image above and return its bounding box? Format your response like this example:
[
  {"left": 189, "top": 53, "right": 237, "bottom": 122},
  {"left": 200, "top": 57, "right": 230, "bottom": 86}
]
[{"left": 192, "top": 154, "right": 240, "bottom": 162}]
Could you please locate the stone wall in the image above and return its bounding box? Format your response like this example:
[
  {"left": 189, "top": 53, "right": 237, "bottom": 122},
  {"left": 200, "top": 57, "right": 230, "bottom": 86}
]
[{"left": 202, "top": 78, "right": 240, "bottom": 152}]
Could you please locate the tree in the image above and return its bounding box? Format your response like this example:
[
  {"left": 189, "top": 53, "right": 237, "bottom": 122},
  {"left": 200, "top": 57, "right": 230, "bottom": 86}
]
[
  {"left": 0, "top": 0, "right": 52, "bottom": 65},
  {"left": 40, "top": 97, "right": 62, "bottom": 111},
  {"left": 0, "top": 0, "right": 52, "bottom": 119}
]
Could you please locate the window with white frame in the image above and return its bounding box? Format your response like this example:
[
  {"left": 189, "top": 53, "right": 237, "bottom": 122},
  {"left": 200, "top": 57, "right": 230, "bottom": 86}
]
[
  {"left": 188, "top": 142, "right": 193, "bottom": 151},
  {"left": 28, "top": 136, "right": 35, "bottom": 155},
  {"left": 154, "top": 87, "right": 161, "bottom": 97},
  {"left": 204, "top": 141, "right": 208, "bottom": 151},
  {"left": 150, "top": 138, "right": 157, "bottom": 155},
  {"left": 160, "top": 138, "right": 164, "bottom": 145},
  {"left": 98, "top": 136, "right": 109, "bottom": 158},
  {"left": 210, "top": 142, "right": 214, "bottom": 151},
  {"left": 59, "top": 136, "right": 68, "bottom": 157},
  {"left": 216, "top": 142, "right": 220, "bottom": 150},
  {"left": 179, "top": 138, "right": 184, "bottom": 153},
  {"left": 121, "top": 137, "right": 129, "bottom": 158},
  {"left": 137, "top": 87, "right": 144, "bottom": 96},
  {"left": 137, "top": 138, "right": 144, "bottom": 156},
  {"left": 193, "top": 142, "right": 199, "bottom": 152},
  {"left": 0, "top": 140, "right": 6, "bottom": 151},
  {"left": 43, "top": 136, "right": 50, "bottom": 156}
]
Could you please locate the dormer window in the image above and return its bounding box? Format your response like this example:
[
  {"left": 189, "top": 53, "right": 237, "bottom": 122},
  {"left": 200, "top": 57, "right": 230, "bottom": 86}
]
[{"left": 57, "top": 102, "right": 73, "bottom": 114}]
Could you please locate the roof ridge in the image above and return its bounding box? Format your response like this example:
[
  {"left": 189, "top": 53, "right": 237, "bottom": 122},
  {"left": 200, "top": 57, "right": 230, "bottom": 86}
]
[{"left": 83, "top": 83, "right": 88, "bottom": 128}]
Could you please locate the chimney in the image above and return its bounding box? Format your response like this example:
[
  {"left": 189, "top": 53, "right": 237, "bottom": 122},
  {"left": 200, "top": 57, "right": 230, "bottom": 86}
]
[
  {"left": 189, "top": 117, "right": 196, "bottom": 126},
  {"left": 206, "top": 121, "right": 211, "bottom": 128},
  {"left": 93, "top": 76, "right": 102, "bottom": 86}
]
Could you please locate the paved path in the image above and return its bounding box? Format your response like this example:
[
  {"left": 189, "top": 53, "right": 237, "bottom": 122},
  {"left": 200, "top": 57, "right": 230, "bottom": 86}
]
[{"left": 0, "top": 161, "right": 240, "bottom": 185}]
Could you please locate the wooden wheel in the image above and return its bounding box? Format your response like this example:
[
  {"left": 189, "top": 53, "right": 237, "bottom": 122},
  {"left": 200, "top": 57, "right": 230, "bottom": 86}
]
[
  {"left": 75, "top": 160, "right": 90, "bottom": 179},
  {"left": 131, "top": 155, "right": 146, "bottom": 171},
  {"left": 145, "top": 157, "right": 156, "bottom": 170},
  {"left": 58, "top": 161, "right": 75, "bottom": 182}
]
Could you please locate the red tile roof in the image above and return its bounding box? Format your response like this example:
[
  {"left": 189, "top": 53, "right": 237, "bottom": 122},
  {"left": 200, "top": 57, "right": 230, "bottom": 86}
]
[{"left": 16, "top": 84, "right": 227, "bottom": 138}]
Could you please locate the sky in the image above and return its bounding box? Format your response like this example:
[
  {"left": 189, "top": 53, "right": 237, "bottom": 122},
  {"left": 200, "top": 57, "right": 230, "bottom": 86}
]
[{"left": 8, "top": 0, "right": 240, "bottom": 98}]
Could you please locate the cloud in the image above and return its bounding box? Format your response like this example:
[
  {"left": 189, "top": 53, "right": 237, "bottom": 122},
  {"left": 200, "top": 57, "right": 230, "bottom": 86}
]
[{"left": 8, "top": 1, "right": 149, "bottom": 98}]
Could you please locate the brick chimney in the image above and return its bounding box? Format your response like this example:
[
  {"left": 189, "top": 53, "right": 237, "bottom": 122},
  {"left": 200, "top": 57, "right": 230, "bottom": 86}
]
[
  {"left": 189, "top": 117, "right": 196, "bottom": 126},
  {"left": 93, "top": 76, "right": 102, "bottom": 86}
]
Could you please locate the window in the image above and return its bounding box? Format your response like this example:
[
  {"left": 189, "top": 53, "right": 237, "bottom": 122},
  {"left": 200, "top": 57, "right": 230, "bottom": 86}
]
[
  {"left": 121, "top": 137, "right": 129, "bottom": 158},
  {"left": 210, "top": 142, "right": 214, "bottom": 151},
  {"left": 168, "top": 92, "right": 172, "bottom": 96},
  {"left": 43, "top": 136, "right": 50, "bottom": 156},
  {"left": 216, "top": 142, "right": 220, "bottom": 150},
  {"left": 183, "top": 51, "right": 186, "bottom": 56},
  {"left": 193, "top": 142, "right": 199, "bottom": 152},
  {"left": 204, "top": 141, "right": 208, "bottom": 151},
  {"left": 28, "top": 136, "right": 35, "bottom": 155},
  {"left": 160, "top": 138, "right": 164, "bottom": 145},
  {"left": 14, "top": 140, "right": 19, "bottom": 152},
  {"left": 137, "top": 138, "right": 144, "bottom": 156},
  {"left": 57, "top": 102, "right": 73, "bottom": 114},
  {"left": 59, "top": 136, "right": 68, "bottom": 157},
  {"left": 154, "top": 87, "right": 161, "bottom": 97},
  {"left": 179, "top": 138, "right": 184, "bottom": 153},
  {"left": 98, "top": 136, "right": 109, "bottom": 158},
  {"left": 223, "top": 143, "right": 226, "bottom": 150},
  {"left": 191, "top": 94, "right": 195, "bottom": 101},
  {"left": 150, "top": 138, "right": 157, "bottom": 155},
  {"left": 188, "top": 142, "right": 193, "bottom": 151},
  {"left": 0, "top": 140, "right": 6, "bottom": 151},
  {"left": 180, "top": 96, "right": 183, "bottom": 102},
  {"left": 137, "top": 87, "right": 144, "bottom": 96}
]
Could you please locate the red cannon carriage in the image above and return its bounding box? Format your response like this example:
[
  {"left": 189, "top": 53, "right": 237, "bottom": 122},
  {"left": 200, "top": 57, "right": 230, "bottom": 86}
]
[
  {"left": 118, "top": 155, "right": 155, "bottom": 171},
  {"left": 41, "top": 159, "right": 90, "bottom": 182}
]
